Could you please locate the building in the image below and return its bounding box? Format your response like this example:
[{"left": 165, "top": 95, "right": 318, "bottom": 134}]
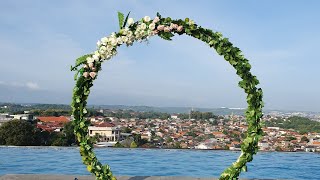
[
  {"left": 37, "top": 116, "right": 70, "bottom": 132},
  {"left": 88, "top": 122, "right": 121, "bottom": 142}
]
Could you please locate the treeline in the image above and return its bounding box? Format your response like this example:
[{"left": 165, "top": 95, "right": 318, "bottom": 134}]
[
  {"left": 178, "top": 111, "right": 218, "bottom": 120},
  {"left": 105, "top": 110, "right": 171, "bottom": 120},
  {"left": 265, "top": 116, "right": 320, "bottom": 133},
  {"left": 30, "top": 109, "right": 71, "bottom": 116},
  {"left": 0, "top": 103, "right": 71, "bottom": 114},
  {"left": 0, "top": 120, "right": 76, "bottom": 146}
]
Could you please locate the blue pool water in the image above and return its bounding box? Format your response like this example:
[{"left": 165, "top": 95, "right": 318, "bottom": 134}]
[{"left": 0, "top": 147, "right": 319, "bottom": 179}]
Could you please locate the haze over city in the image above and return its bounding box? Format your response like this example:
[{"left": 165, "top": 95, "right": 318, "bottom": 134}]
[{"left": 0, "top": 1, "right": 319, "bottom": 111}]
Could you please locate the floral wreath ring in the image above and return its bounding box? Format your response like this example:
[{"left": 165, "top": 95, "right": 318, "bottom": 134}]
[{"left": 71, "top": 12, "right": 264, "bottom": 180}]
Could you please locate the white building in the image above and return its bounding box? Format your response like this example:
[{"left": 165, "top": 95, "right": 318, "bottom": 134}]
[{"left": 88, "top": 122, "right": 121, "bottom": 142}]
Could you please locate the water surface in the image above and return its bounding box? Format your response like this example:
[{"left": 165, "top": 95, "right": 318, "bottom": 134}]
[{"left": 0, "top": 147, "right": 319, "bottom": 180}]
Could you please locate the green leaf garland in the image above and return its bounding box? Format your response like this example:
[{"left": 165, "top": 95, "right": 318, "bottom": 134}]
[{"left": 71, "top": 12, "right": 264, "bottom": 180}]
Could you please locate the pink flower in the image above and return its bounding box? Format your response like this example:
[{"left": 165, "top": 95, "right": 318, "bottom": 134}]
[
  {"left": 88, "top": 63, "right": 94, "bottom": 68},
  {"left": 152, "top": 30, "right": 159, "bottom": 35},
  {"left": 153, "top": 16, "right": 160, "bottom": 23},
  {"left": 164, "top": 26, "right": 170, "bottom": 32},
  {"left": 91, "top": 67, "right": 96, "bottom": 71},
  {"left": 89, "top": 72, "right": 97, "bottom": 79},
  {"left": 83, "top": 72, "right": 89, "bottom": 78},
  {"left": 177, "top": 26, "right": 184, "bottom": 32},
  {"left": 170, "top": 23, "right": 178, "bottom": 30},
  {"left": 157, "top": 25, "right": 165, "bottom": 31}
]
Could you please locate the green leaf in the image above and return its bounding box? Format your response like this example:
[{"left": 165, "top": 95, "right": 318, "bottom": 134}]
[
  {"left": 118, "top": 11, "right": 124, "bottom": 29},
  {"left": 158, "top": 32, "right": 174, "bottom": 41},
  {"left": 122, "top": 11, "right": 131, "bottom": 28},
  {"left": 71, "top": 54, "right": 92, "bottom": 71},
  {"left": 156, "top": 12, "right": 162, "bottom": 18}
]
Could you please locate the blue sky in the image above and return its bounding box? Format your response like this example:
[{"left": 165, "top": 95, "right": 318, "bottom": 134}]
[{"left": 0, "top": 1, "right": 319, "bottom": 111}]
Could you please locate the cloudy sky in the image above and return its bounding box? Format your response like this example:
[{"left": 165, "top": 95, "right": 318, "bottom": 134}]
[{"left": 0, "top": 1, "right": 319, "bottom": 111}]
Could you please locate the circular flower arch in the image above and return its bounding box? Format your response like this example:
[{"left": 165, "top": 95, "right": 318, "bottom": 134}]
[{"left": 71, "top": 12, "right": 264, "bottom": 180}]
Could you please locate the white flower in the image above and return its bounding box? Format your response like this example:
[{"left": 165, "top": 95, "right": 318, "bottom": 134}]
[
  {"left": 143, "top": 16, "right": 151, "bottom": 22},
  {"left": 140, "top": 23, "right": 147, "bottom": 30},
  {"left": 88, "top": 62, "right": 94, "bottom": 68},
  {"left": 127, "top": 31, "right": 133, "bottom": 37},
  {"left": 106, "top": 45, "right": 113, "bottom": 51},
  {"left": 149, "top": 23, "right": 156, "bottom": 30},
  {"left": 189, "top": 20, "right": 195, "bottom": 25},
  {"left": 116, "top": 37, "right": 123, "bottom": 44},
  {"left": 122, "top": 36, "right": 129, "bottom": 43},
  {"left": 110, "top": 32, "right": 116, "bottom": 38},
  {"left": 127, "top": 18, "right": 134, "bottom": 25},
  {"left": 100, "top": 46, "right": 107, "bottom": 52},
  {"left": 92, "top": 54, "right": 99, "bottom": 61},
  {"left": 101, "top": 37, "right": 109, "bottom": 44},
  {"left": 110, "top": 37, "right": 117, "bottom": 46},
  {"left": 86, "top": 57, "right": 94, "bottom": 64},
  {"left": 153, "top": 16, "right": 160, "bottom": 23},
  {"left": 97, "top": 40, "right": 101, "bottom": 47}
]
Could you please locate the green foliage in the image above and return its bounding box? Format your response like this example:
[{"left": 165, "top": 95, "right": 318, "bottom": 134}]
[
  {"left": 130, "top": 141, "right": 138, "bottom": 148},
  {"left": 71, "top": 13, "right": 264, "bottom": 180},
  {"left": 0, "top": 119, "right": 38, "bottom": 146},
  {"left": 122, "top": 12, "right": 131, "bottom": 28},
  {"left": 265, "top": 116, "right": 320, "bottom": 133},
  {"left": 117, "top": 12, "right": 124, "bottom": 29},
  {"left": 0, "top": 120, "right": 76, "bottom": 146}
]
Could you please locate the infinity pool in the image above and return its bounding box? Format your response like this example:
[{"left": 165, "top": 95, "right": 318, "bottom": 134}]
[{"left": 1, "top": 147, "right": 319, "bottom": 179}]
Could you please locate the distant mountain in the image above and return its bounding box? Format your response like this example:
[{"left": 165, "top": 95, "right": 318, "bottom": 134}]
[
  {"left": 89, "top": 105, "right": 245, "bottom": 115},
  {"left": 1, "top": 102, "right": 319, "bottom": 116}
]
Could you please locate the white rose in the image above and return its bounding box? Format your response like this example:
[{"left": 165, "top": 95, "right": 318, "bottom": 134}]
[
  {"left": 86, "top": 57, "right": 94, "bottom": 64},
  {"left": 127, "top": 31, "right": 133, "bottom": 37},
  {"left": 140, "top": 23, "right": 147, "bottom": 30},
  {"left": 100, "top": 46, "right": 107, "bottom": 52},
  {"left": 116, "top": 37, "right": 123, "bottom": 44},
  {"left": 110, "top": 37, "right": 117, "bottom": 46},
  {"left": 127, "top": 18, "right": 134, "bottom": 25},
  {"left": 94, "top": 51, "right": 100, "bottom": 56},
  {"left": 106, "top": 45, "right": 113, "bottom": 51},
  {"left": 122, "top": 36, "right": 128, "bottom": 43},
  {"left": 149, "top": 23, "right": 156, "bottom": 30},
  {"left": 143, "top": 16, "right": 151, "bottom": 22},
  {"left": 101, "top": 37, "right": 109, "bottom": 45},
  {"left": 92, "top": 54, "right": 99, "bottom": 61}
]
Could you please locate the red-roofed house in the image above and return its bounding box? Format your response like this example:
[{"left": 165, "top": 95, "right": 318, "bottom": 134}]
[
  {"left": 37, "top": 116, "right": 69, "bottom": 123},
  {"left": 37, "top": 116, "right": 70, "bottom": 132}
]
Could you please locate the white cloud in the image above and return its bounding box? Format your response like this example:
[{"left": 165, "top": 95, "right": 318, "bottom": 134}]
[
  {"left": 26, "top": 82, "right": 40, "bottom": 90},
  {"left": 0, "top": 81, "right": 40, "bottom": 90}
]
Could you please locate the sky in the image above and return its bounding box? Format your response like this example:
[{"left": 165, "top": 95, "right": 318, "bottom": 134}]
[{"left": 0, "top": 1, "right": 319, "bottom": 112}]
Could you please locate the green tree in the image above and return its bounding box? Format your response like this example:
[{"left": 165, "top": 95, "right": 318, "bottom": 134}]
[
  {"left": 62, "top": 121, "right": 76, "bottom": 145},
  {"left": 0, "top": 119, "right": 37, "bottom": 146},
  {"left": 130, "top": 141, "right": 137, "bottom": 148},
  {"left": 114, "top": 142, "right": 124, "bottom": 148}
]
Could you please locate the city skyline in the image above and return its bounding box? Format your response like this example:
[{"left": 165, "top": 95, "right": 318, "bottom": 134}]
[{"left": 0, "top": 1, "right": 320, "bottom": 111}]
